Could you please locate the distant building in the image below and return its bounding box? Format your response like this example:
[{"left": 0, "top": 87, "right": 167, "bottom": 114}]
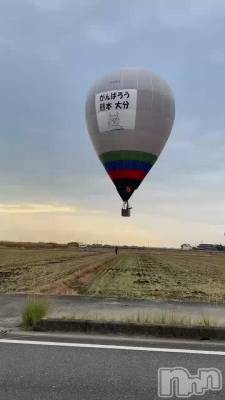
[
  {"left": 197, "top": 243, "right": 218, "bottom": 251},
  {"left": 79, "top": 243, "right": 88, "bottom": 251},
  {"left": 181, "top": 244, "right": 192, "bottom": 250}
]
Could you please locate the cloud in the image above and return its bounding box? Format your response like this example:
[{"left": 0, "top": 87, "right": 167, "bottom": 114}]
[
  {"left": 0, "top": 202, "right": 108, "bottom": 216},
  {"left": 0, "top": 203, "right": 78, "bottom": 214},
  {"left": 85, "top": 24, "right": 121, "bottom": 45},
  {"left": 158, "top": 0, "right": 225, "bottom": 29},
  {"left": 210, "top": 51, "right": 225, "bottom": 65},
  {"left": 29, "top": 0, "right": 63, "bottom": 11}
]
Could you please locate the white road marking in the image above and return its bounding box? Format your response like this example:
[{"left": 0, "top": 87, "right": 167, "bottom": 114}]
[{"left": 0, "top": 339, "right": 225, "bottom": 355}]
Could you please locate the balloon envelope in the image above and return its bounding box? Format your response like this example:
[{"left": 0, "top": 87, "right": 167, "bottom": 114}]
[{"left": 85, "top": 68, "right": 175, "bottom": 202}]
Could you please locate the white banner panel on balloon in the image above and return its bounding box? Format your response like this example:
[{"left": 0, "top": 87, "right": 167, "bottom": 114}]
[{"left": 95, "top": 89, "right": 137, "bottom": 133}]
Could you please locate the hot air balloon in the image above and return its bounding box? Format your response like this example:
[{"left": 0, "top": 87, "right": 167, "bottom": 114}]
[{"left": 85, "top": 68, "right": 175, "bottom": 216}]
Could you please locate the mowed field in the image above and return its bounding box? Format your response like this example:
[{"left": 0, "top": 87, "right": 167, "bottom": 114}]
[{"left": 0, "top": 246, "right": 225, "bottom": 301}]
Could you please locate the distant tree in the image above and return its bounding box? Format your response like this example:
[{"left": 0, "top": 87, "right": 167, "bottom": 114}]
[
  {"left": 216, "top": 244, "right": 224, "bottom": 251},
  {"left": 67, "top": 242, "right": 79, "bottom": 247}
]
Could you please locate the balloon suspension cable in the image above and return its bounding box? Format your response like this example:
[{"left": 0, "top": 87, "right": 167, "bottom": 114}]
[{"left": 121, "top": 201, "right": 132, "bottom": 217}]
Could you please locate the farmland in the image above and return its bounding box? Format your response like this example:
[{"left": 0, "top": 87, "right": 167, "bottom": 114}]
[
  {"left": 0, "top": 246, "right": 225, "bottom": 302},
  {"left": 0, "top": 247, "right": 114, "bottom": 295}
]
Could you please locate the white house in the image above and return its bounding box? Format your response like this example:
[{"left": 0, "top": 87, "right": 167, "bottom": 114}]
[{"left": 181, "top": 243, "right": 192, "bottom": 250}]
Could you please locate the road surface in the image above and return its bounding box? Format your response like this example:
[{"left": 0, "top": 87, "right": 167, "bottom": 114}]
[{"left": 0, "top": 334, "right": 225, "bottom": 399}]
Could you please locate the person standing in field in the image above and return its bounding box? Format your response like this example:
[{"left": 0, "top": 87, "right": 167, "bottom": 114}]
[{"left": 115, "top": 246, "right": 118, "bottom": 255}]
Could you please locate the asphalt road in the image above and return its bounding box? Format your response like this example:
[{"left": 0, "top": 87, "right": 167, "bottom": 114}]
[
  {"left": 0, "top": 334, "right": 225, "bottom": 399},
  {"left": 1, "top": 293, "right": 225, "bottom": 329}
]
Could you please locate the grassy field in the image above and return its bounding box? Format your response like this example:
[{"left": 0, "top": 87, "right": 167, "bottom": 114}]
[{"left": 0, "top": 246, "right": 225, "bottom": 302}]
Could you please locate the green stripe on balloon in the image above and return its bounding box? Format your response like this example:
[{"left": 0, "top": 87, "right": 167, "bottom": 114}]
[{"left": 99, "top": 150, "right": 157, "bottom": 164}]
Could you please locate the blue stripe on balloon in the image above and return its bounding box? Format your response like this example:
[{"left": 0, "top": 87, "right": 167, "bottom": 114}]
[{"left": 104, "top": 160, "right": 152, "bottom": 173}]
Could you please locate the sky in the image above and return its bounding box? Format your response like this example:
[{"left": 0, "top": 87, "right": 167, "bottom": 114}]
[{"left": 0, "top": 0, "right": 225, "bottom": 247}]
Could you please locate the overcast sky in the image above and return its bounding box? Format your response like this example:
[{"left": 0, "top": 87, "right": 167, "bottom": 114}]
[{"left": 0, "top": 0, "right": 225, "bottom": 247}]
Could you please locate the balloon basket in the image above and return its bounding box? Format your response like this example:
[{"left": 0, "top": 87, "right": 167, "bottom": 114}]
[{"left": 121, "top": 202, "right": 132, "bottom": 217}]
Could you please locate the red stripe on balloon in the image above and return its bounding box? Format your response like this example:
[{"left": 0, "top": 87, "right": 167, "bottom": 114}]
[{"left": 108, "top": 169, "right": 147, "bottom": 180}]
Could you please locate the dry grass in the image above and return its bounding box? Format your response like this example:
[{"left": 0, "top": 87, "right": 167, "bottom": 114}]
[{"left": 60, "top": 310, "right": 217, "bottom": 327}]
